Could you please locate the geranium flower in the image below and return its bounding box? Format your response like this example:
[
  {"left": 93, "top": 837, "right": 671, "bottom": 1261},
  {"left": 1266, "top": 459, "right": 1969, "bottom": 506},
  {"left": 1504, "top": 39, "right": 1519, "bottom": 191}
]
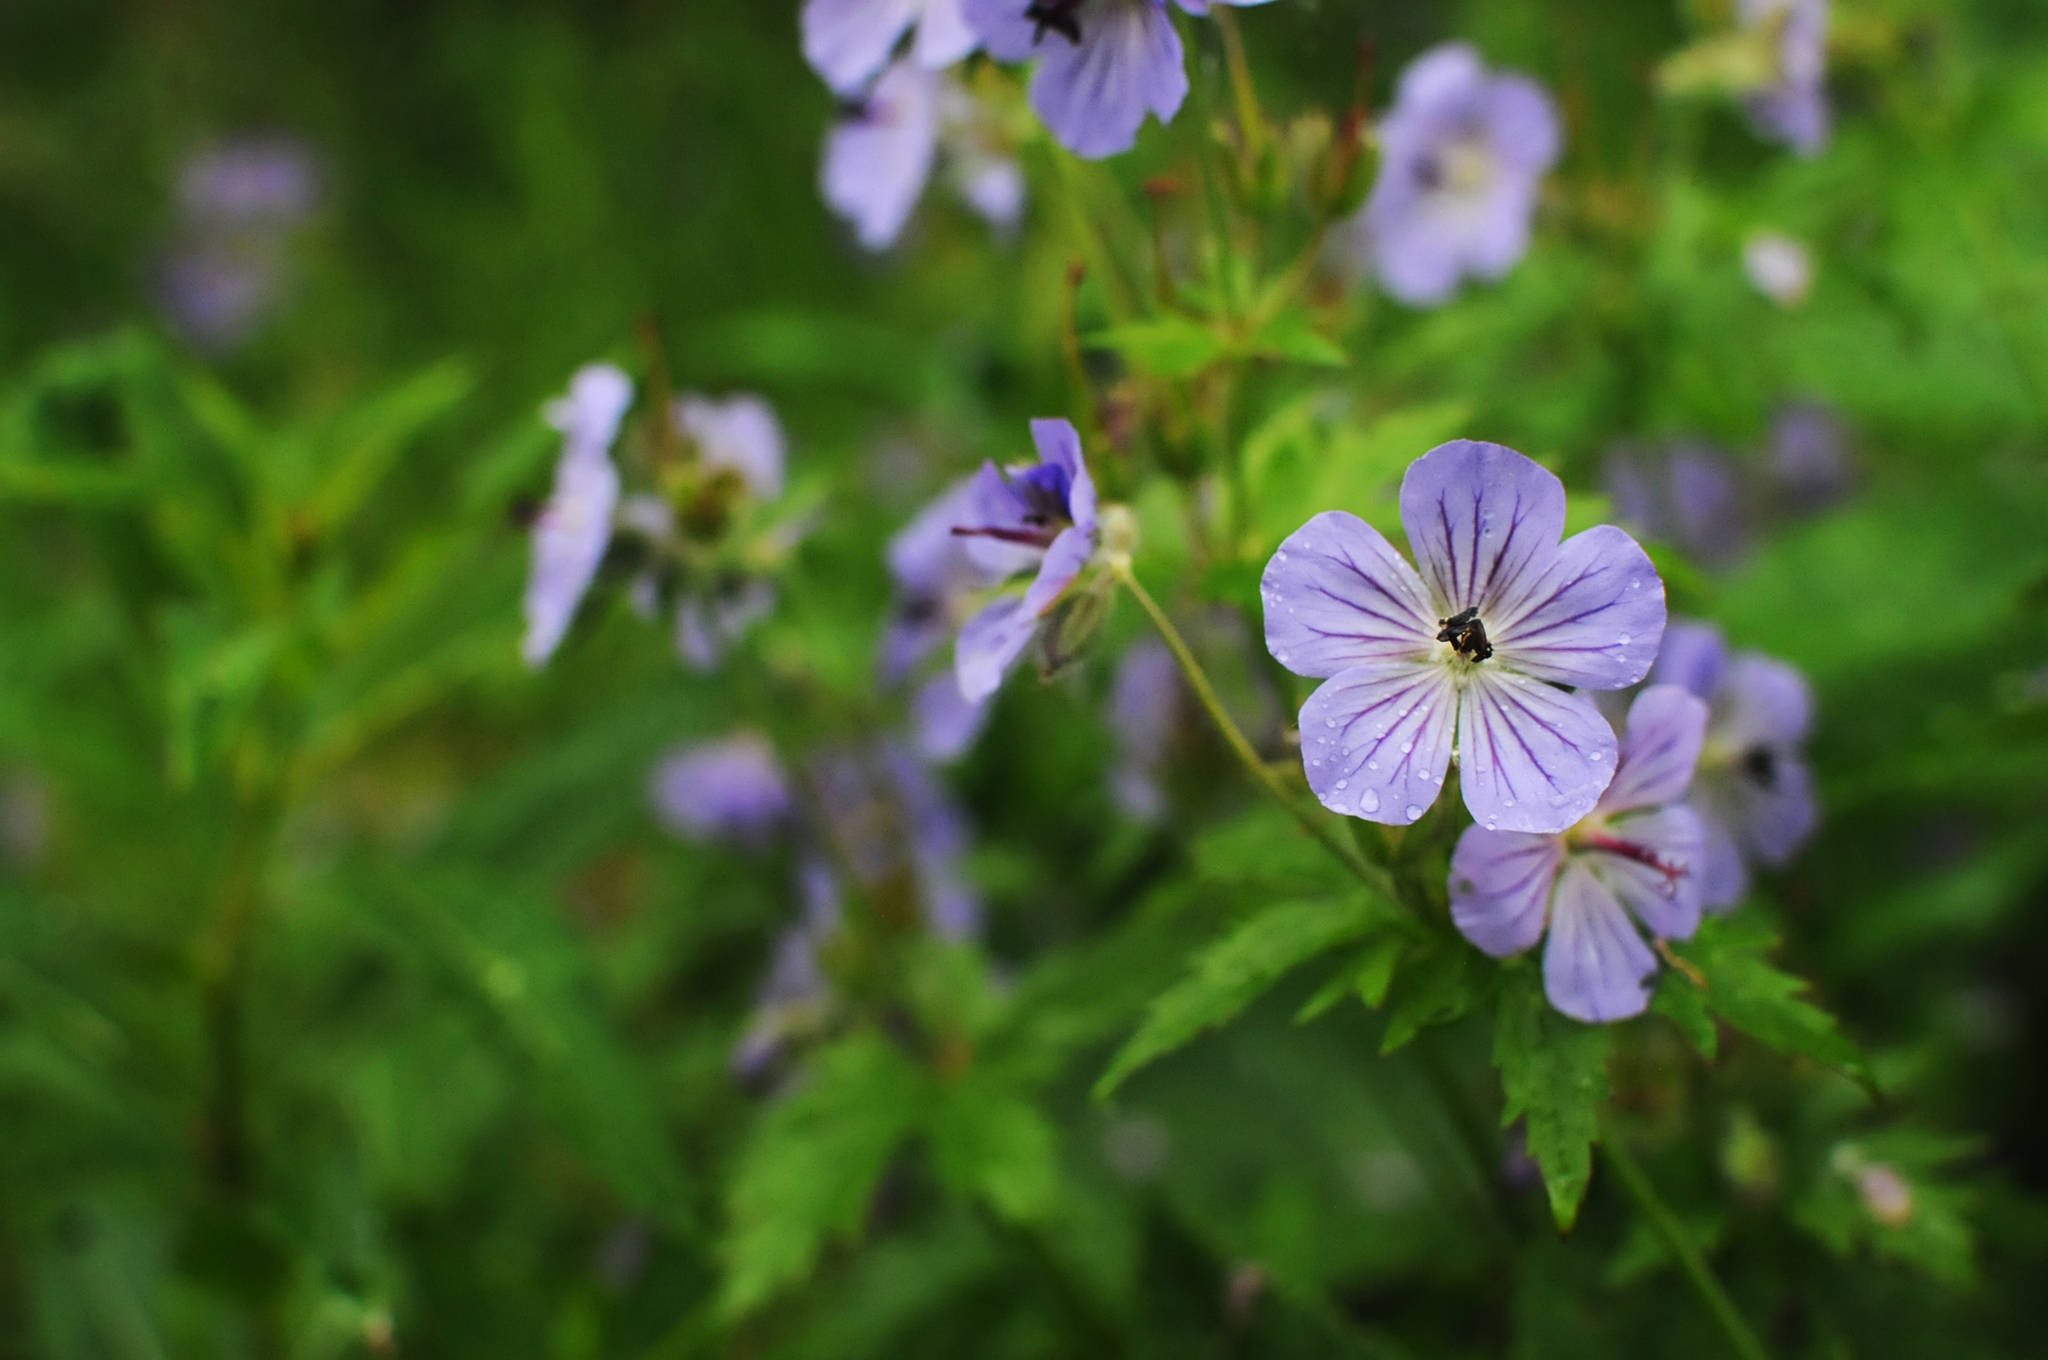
[
  {"left": 1739, "top": 0, "right": 1829, "bottom": 155},
  {"left": 521, "top": 364, "right": 633, "bottom": 667},
  {"left": 1346, "top": 44, "right": 1560, "bottom": 307},
  {"left": 1649, "top": 620, "right": 1818, "bottom": 908},
  {"left": 1449, "top": 685, "right": 1710, "bottom": 1023},
  {"left": 648, "top": 731, "right": 794, "bottom": 849},
  {"left": 803, "top": 0, "right": 979, "bottom": 96},
  {"left": 963, "top": 0, "right": 1278, "bottom": 161},
  {"left": 1262, "top": 440, "right": 1666, "bottom": 833},
  {"left": 675, "top": 392, "right": 786, "bottom": 500},
  {"left": 950, "top": 418, "right": 1101, "bottom": 702}
]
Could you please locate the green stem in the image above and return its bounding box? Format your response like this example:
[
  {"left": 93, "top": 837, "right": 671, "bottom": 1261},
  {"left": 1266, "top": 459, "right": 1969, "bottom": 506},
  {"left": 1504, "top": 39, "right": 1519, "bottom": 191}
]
[
  {"left": 1601, "top": 1127, "right": 1772, "bottom": 1360},
  {"left": 1209, "top": 6, "right": 1267, "bottom": 164},
  {"left": 1114, "top": 565, "right": 1398, "bottom": 905}
]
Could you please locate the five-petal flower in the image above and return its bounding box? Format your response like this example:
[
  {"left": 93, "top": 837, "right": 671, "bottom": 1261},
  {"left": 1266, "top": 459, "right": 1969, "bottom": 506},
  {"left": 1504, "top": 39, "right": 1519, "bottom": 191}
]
[{"left": 803, "top": 0, "right": 980, "bottom": 96}]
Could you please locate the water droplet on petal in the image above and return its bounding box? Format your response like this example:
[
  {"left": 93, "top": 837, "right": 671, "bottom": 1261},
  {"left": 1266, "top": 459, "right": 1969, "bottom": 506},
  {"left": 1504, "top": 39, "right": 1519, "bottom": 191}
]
[
  {"left": 1629, "top": 578, "right": 1642, "bottom": 589},
  {"left": 1502, "top": 797, "right": 1515, "bottom": 808},
  {"left": 1360, "top": 789, "right": 1381, "bottom": 813},
  {"left": 1616, "top": 632, "right": 1631, "bottom": 646},
  {"left": 1366, "top": 759, "right": 1378, "bottom": 771},
  {"left": 1326, "top": 719, "right": 1337, "bottom": 729},
  {"left": 1401, "top": 741, "right": 1413, "bottom": 754},
  {"left": 1486, "top": 819, "right": 1498, "bottom": 830},
  {"left": 1403, "top": 804, "right": 1423, "bottom": 820},
  {"left": 1336, "top": 778, "right": 1349, "bottom": 790}
]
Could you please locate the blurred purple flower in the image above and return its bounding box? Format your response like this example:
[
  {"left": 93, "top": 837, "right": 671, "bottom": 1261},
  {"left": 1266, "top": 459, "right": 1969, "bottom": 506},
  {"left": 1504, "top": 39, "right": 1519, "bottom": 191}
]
[
  {"left": 1107, "top": 638, "right": 1183, "bottom": 822},
  {"left": 1650, "top": 620, "right": 1819, "bottom": 908},
  {"left": 1450, "top": 685, "right": 1709, "bottom": 1023},
  {"left": 804, "top": 0, "right": 979, "bottom": 96},
  {"left": 158, "top": 137, "right": 319, "bottom": 351},
  {"left": 1262, "top": 440, "right": 1666, "bottom": 833},
  {"left": 1347, "top": 44, "right": 1560, "bottom": 307},
  {"left": 648, "top": 731, "right": 794, "bottom": 848},
  {"left": 951, "top": 418, "right": 1101, "bottom": 703},
  {"left": 522, "top": 365, "right": 633, "bottom": 667},
  {"left": 809, "top": 742, "right": 984, "bottom": 939},
  {"left": 676, "top": 392, "right": 787, "bottom": 501},
  {"left": 964, "top": 0, "right": 1278, "bottom": 161},
  {"left": 1767, "top": 401, "right": 1853, "bottom": 512},
  {"left": 1740, "top": 0, "right": 1829, "bottom": 155},
  {"left": 1605, "top": 438, "right": 1749, "bottom": 570},
  {"left": 1744, "top": 230, "right": 1813, "bottom": 307},
  {"left": 675, "top": 578, "right": 779, "bottom": 672},
  {"left": 177, "top": 139, "right": 319, "bottom": 228}
]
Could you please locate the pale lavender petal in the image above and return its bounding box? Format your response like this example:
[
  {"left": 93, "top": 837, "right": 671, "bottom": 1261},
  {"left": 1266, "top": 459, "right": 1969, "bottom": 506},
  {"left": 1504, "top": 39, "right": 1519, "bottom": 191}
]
[
  {"left": 821, "top": 58, "right": 940, "bottom": 251},
  {"left": 1027, "top": 1, "right": 1187, "bottom": 161},
  {"left": 1449, "top": 827, "right": 1563, "bottom": 957},
  {"left": 1296, "top": 662, "right": 1457, "bottom": 825},
  {"left": 522, "top": 448, "right": 620, "bottom": 668},
  {"left": 1717, "top": 653, "right": 1814, "bottom": 748},
  {"left": 1487, "top": 525, "right": 1666, "bottom": 688},
  {"left": 890, "top": 473, "right": 1034, "bottom": 592},
  {"left": 913, "top": 0, "right": 980, "bottom": 67},
  {"left": 649, "top": 733, "right": 793, "bottom": 847},
  {"left": 1261, "top": 511, "right": 1437, "bottom": 679},
  {"left": 1743, "top": 752, "right": 1816, "bottom": 864},
  {"left": 957, "top": 595, "right": 1035, "bottom": 702},
  {"left": 1543, "top": 860, "right": 1657, "bottom": 1023},
  {"left": 962, "top": 0, "right": 1044, "bottom": 61},
  {"left": 950, "top": 149, "right": 1026, "bottom": 229},
  {"left": 1368, "top": 212, "right": 1467, "bottom": 307},
  {"left": 1482, "top": 74, "right": 1562, "bottom": 175},
  {"left": 1581, "top": 804, "right": 1705, "bottom": 941},
  {"left": 676, "top": 393, "right": 787, "bottom": 500},
  {"left": 1647, "top": 619, "right": 1727, "bottom": 700},
  {"left": 675, "top": 580, "right": 777, "bottom": 672},
  {"left": 1391, "top": 41, "right": 1486, "bottom": 110},
  {"left": 1398, "top": 440, "right": 1567, "bottom": 617},
  {"left": 1030, "top": 417, "right": 1097, "bottom": 527},
  {"left": 1457, "top": 669, "right": 1617, "bottom": 834},
  {"left": 1022, "top": 524, "right": 1093, "bottom": 615},
  {"left": 1597, "top": 685, "right": 1709, "bottom": 813},
  {"left": 1462, "top": 179, "right": 1542, "bottom": 281},
  {"left": 803, "top": 0, "right": 921, "bottom": 93},
  {"left": 544, "top": 363, "right": 635, "bottom": 456},
  {"left": 911, "top": 669, "right": 989, "bottom": 762},
  {"left": 1690, "top": 800, "right": 1750, "bottom": 911}
]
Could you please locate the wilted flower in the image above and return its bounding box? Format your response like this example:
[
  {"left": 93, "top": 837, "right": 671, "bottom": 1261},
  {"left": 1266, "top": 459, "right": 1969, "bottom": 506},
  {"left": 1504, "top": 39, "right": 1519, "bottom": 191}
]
[
  {"left": 1740, "top": 0, "right": 1829, "bottom": 155},
  {"left": 804, "top": 0, "right": 979, "bottom": 96},
  {"left": 1649, "top": 620, "right": 1818, "bottom": 908},
  {"left": 1605, "top": 438, "right": 1749, "bottom": 570},
  {"left": 1347, "top": 44, "right": 1560, "bottom": 307},
  {"left": 522, "top": 364, "right": 633, "bottom": 667},
  {"left": 951, "top": 418, "right": 1103, "bottom": 703},
  {"left": 1767, "top": 400, "right": 1852, "bottom": 512},
  {"left": 1744, "top": 230, "right": 1813, "bottom": 307},
  {"left": 963, "top": 0, "right": 1279, "bottom": 161},
  {"left": 648, "top": 731, "right": 794, "bottom": 848},
  {"left": 1450, "top": 685, "right": 1709, "bottom": 1023},
  {"left": 1263, "top": 440, "right": 1666, "bottom": 832}
]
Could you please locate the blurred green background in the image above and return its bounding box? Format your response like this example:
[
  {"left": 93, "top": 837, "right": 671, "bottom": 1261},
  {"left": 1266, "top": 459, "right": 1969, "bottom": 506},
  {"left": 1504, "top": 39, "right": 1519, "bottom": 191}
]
[{"left": 2, "top": 0, "right": 2047, "bottom": 1356}]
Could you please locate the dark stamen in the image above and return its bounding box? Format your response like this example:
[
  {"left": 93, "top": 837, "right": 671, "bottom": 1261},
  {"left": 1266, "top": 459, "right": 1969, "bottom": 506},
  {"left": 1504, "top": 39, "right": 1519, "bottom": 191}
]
[
  {"left": 1742, "top": 746, "right": 1778, "bottom": 789},
  {"left": 1436, "top": 606, "right": 1493, "bottom": 663},
  {"left": 1024, "top": 0, "right": 1084, "bottom": 45},
  {"left": 951, "top": 524, "right": 1058, "bottom": 548}
]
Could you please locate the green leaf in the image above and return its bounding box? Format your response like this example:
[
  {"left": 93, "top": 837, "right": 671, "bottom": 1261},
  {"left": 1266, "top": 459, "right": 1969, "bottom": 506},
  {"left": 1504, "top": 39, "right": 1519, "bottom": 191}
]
[
  {"left": 1651, "top": 967, "right": 1718, "bottom": 1058},
  {"left": 1241, "top": 308, "right": 1349, "bottom": 367},
  {"left": 1493, "top": 974, "right": 1614, "bottom": 1232},
  {"left": 1379, "top": 940, "right": 1486, "bottom": 1055},
  {"left": 720, "top": 1034, "right": 930, "bottom": 1318},
  {"left": 1671, "top": 912, "right": 1870, "bottom": 1086},
  {"left": 1094, "top": 893, "right": 1392, "bottom": 1099},
  {"left": 1293, "top": 931, "right": 1405, "bottom": 1023},
  {"left": 1087, "top": 317, "right": 1228, "bottom": 379},
  {"left": 929, "top": 1076, "right": 1061, "bottom": 1223}
]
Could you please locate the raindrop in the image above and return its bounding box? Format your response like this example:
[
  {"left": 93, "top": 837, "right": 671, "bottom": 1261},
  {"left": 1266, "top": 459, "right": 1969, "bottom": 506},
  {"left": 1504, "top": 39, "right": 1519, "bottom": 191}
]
[
  {"left": 1360, "top": 789, "right": 1381, "bottom": 813},
  {"left": 1629, "top": 578, "right": 1642, "bottom": 589},
  {"left": 1403, "top": 804, "right": 1423, "bottom": 820},
  {"left": 1326, "top": 719, "right": 1337, "bottom": 729},
  {"left": 1336, "top": 778, "right": 1349, "bottom": 790},
  {"left": 1401, "top": 741, "right": 1413, "bottom": 754},
  {"left": 1366, "top": 759, "right": 1379, "bottom": 771},
  {"left": 1616, "top": 632, "right": 1631, "bottom": 647},
  {"left": 1486, "top": 819, "right": 1498, "bottom": 831},
  {"left": 1503, "top": 797, "right": 1515, "bottom": 808}
]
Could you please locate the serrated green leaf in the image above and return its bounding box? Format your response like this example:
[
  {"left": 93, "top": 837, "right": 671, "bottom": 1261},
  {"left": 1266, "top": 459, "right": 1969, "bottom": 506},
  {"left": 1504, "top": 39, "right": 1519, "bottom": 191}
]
[
  {"left": 1242, "top": 308, "right": 1349, "bottom": 367},
  {"left": 1673, "top": 913, "right": 1870, "bottom": 1086},
  {"left": 1493, "top": 975, "right": 1614, "bottom": 1232},
  {"left": 1293, "top": 931, "right": 1404, "bottom": 1024},
  {"left": 1094, "top": 893, "right": 1392, "bottom": 1099},
  {"left": 1651, "top": 968, "right": 1718, "bottom": 1058},
  {"left": 929, "top": 1076, "right": 1061, "bottom": 1223},
  {"left": 1087, "top": 317, "right": 1228, "bottom": 379},
  {"left": 1379, "top": 941, "right": 1486, "bottom": 1055}
]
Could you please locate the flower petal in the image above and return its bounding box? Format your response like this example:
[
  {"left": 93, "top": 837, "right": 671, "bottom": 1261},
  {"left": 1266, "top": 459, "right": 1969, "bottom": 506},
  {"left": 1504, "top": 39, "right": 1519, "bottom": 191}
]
[
  {"left": 1487, "top": 524, "right": 1665, "bottom": 688},
  {"left": 1597, "top": 684, "right": 1709, "bottom": 813},
  {"left": 1457, "top": 669, "right": 1616, "bottom": 834},
  {"left": 956, "top": 595, "right": 1035, "bottom": 702},
  {"left": 820, "top": 59, "right": 939, "bottom": 251},
  {"left": 1261, "top": 511, "right": 1437, "bottom": 679},
  {"left": 1449, "top": 827, "right": 1562, "bottom": 957},
  {"left": 1398, "top": 440, "right": 1567, "bottom": 617},
  {"left": 1717, "top": 653, "right": 1814, "bottom": 748},
  {"left": 522, "top": 450, "right": 619, "bottom": 668},
  {"left": 1689, "top": 798, "right": 1749, "bottom": 912},
  {"left": 676, "top": 393, "right": 789, "bottom": 500},
  {"left": 913, "top": 0, "right": 980, "bottom": 67},
  {"left": 911, "top": 669, "right": 989, "bottom": 762},
  {"left": 1647, "top": 618, "right": 1728, "bottom": 700},
  {"left": 803, "top": 0, "right": 922, "bottom": 94},
  {"left": 961, "top": 0, "right": 1044, "bottom": 61},
  {"left": 1582, "top": 804, "right": 1705, "bottom": 941},
  {"left": 1027, "top": 1, "right": 1187, "bottom": 160},
  {"left": 1542, "top": 860, "right": 1656, "bottom": 1023},
  {"left": 1481, "top": 74, "right": 1561, "bottom": 173},
  {"left": 1030, "top": 417, "right": 1096, "bottom": 528},
  {"left": 1296, "top": 661, "right": 1456, "bottom": 825}
]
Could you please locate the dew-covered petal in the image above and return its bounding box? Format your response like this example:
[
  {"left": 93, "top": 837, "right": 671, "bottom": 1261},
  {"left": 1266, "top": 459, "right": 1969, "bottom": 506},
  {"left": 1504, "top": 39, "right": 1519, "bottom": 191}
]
[
  {"left": 1027, "top": 1, "right": 1187, "bottom": 160},
  {"left": 1296, "top": 661, "right": 1457, "bottom": 826},
  {"left": 1717, "top": 653, "right": 1814, "bottom": 748},
  {"left": 1582, "top": 804, "right": 1705, "bottom": 941},
  {"left": 913, "top": 0, "right": 980, "bottom": 67},
  {"left": 1487, "top": 525, "right": 1665, "bottom": 688},
  {"left": 1030, "top": 417, "right": 1097, "bottom": 528},
  {"left": 1648, "top": 618, "right": 1727, "bottom": 700},
  {"left": 1542, "top": 860, "right": 1657, "bottom": 1024},
  {"left": 1457, "top": 669, "right": 1617, "bottom": 834},
  {"left": 803, "top": 0, "right": 922, "bottom": 93},
  {"left": 1261, "top": 511, "right": 1437, "bottom": 679},
  {"left": 1398, "top": 440, "right": 1567, "bottom": 617},
  {"left": 1597, "top": 684, "right": 1709, "bottom": 813},
  {"left": 676, "top": 393, "right": 789, "bottom": 501},
  {"left": 1448, "top": 826, "right": 1563, "bottom": 957},
  {"left": 956, "top": 595, "right": 1034, "bottom": 702},
  {"left": 820, "top": 58, "right": 939, "bottom": 251}
]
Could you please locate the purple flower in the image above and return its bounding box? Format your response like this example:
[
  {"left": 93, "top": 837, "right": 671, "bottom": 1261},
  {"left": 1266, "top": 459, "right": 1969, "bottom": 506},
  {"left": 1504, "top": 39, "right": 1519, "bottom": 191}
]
[
  {"left": 522, "top": 364, "right": 633, "bottom": 667},
  {"left": 158, "top": 137, "right": 319, "bottom": 351},
  {"left": 1649, "top": 620, "right": 1818, "bottom": 908},
  {"left": 731, "top": 861, "right": 841, "bottom": 1081},
  {"left": 809, "top": 742, "right": 984, "bottom": 940},
  {"left": 648, "top": 731, "right": 794, "bottom": 848},
  {"left": 951, "top": 418, "right": 1101, "bottom": 703},
  {"left": 1767, "top": 401, "right": 1852, "bottom": 512},
  {"left": 1262, "top": 440, "right": 1666, "bottom": 833},
  {"left": 964, "top": 0, "right": 1277, "bottom": 161},
  {"left": 1349, "top": 44, "right": 1561, "bottom": 307},
  {"left": 1450, "top": 685, "right": 1710, "bottom": 1023},
  {"left": 1107, "top": 638, "right": 1183, "bottom": 821},
  {"left": 177, "top": 138, "right": 319, "bottom": 228},
  {"left": 675, "top": 578, "right": 778, "bottom": 672},
  {"left": 1604, "top": 438, "right": 1749, "bottom": 571},
  {"left": 1740, "top": 0, "right": 1829, "bottom": 155},
  {"left": 804, "top": 0, "right": 979, "bottom": 96},
  {"left": 675, "top": 392, "right": 787, "bottom": 501}
]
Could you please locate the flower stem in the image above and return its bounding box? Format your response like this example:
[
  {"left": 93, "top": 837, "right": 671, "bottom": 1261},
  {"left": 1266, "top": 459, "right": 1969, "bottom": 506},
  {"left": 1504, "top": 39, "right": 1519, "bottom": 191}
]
[
  {"left": 1601, "top": 1125, "right": 1773, "bottom": 1360},
  {"left": 1114, "top": 565, "right": 1397, "bottom": 904},
  {"left": 1209, "top": 6, "right": 1267, "bottom": 164}
]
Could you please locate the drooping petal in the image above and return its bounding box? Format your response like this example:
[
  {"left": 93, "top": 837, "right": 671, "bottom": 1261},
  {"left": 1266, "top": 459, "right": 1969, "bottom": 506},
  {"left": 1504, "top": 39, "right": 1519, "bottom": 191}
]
[
  {"left": 803, "top": 0, "right": 923, "bottom": 93},
  {"left": 1597, "top": 685, "right": 1709, "bottom": 814},
  {"left": 820, "top": 59, "right": 940, "bottom": 251},
  {"left": 522, "top": 450, "right": 620, "bottom": 668},
  {"left": 913, "top": 0, "right": 980, "bottom": 67},
  {"left": 1398, "top": 440, "right": 1567, "bottom": 617},
  {"left": 1543, "top": 860, "right": 1657, "bottom": 1023},
  {"left": 1027, "top": 1, "right": 1188, "bottom": 161},
  {"left": 956, "top": 595, "right": 1035, "bottom": 702},
  {"left": 911, "top": 669, "right": 989, "bottom": 761},
  {"left": 1486, "top": 524, "right": 1666, "bottom": 688},
  {"left": 1647, "top": 619, "right": 1727, "bottom": 700},
  {"left": 1261, "top": 511, "right": 1437, "bottom": 679},
  {"left": 1717, "top": 653, "right": 1814, "bottom": 748},
  {"left": 1449, "top": 827, "right": 1563, "bottom": 957},
  {"left": 676, "top": 393, "right": 789, "bottom": 500},
  {"left": 1030, "top": 417, "right": 1097, "bottom": 527},
  {"left": 1457, "top": 668, "right": 1617, "bottom": 834},
  {"left": 1581, "top": 804, "right": 1706, "bottom": 941},
  {"left": 1296, "top": 661, "right": 1457, "bottom": 825},
  {"left": 1022, "top": 524, "right": 1093, "bottom": 615}
]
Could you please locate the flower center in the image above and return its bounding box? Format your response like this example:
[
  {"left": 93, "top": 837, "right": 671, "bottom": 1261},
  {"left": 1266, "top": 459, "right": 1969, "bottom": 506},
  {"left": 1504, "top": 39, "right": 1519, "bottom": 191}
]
[
  {"left": 1023, "top": 0, "right": 1086, "bottom": 46},
  {"left": 1417, "top": 137, "right": 1497, "bottom": 198},
  {"left": 1436, "top": 607, "right": 1494, "bottom": 664},
  {"left": 1741, "top": 744, "right": 1778, "bottom": 789},
  {"left": 948, "top": 462, "right": 1074, "bottom": 550}
]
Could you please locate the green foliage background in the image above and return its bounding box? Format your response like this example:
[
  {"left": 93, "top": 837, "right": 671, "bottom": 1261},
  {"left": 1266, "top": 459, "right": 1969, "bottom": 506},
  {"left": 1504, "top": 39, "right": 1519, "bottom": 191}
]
[{"left": 2, "top": 0, "right": 2046, "bottom": 1356}]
